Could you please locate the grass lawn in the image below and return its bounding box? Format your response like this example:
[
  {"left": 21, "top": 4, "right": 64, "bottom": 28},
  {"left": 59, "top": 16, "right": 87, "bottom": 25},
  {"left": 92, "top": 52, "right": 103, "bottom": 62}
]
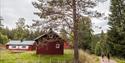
[
  {"left": 1, "top": 49, "right": 124, "bottom": 63},
  {"left": 0, "top": 49, "right": 73, "bottom": 63}
]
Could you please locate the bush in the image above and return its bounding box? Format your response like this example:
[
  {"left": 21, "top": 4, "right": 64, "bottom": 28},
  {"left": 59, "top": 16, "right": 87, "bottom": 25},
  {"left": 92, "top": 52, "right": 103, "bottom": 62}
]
[
  {"left": 0, "top": 32, "right": 9, "bottom": 44},
  {"left": 95, "top": 41, "right": 102, "bottom": 56},
  {"left": 95, "top": 40, "right": 110, "bottom": 56}
]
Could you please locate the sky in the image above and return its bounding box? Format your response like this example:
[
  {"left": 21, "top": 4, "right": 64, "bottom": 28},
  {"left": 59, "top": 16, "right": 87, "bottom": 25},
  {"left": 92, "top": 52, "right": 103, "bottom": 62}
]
[
  {"left": 0, "top": 0, "right": 110, "bottom": 34},
  {"left": 0, "top": 0, "right": 38, "bottom": 28}
]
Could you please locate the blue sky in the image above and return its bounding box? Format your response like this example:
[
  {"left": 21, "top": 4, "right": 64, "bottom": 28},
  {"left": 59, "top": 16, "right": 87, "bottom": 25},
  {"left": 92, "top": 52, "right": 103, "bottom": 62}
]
[{"left": 0, "top": 0, "right": 110, "bottom": 34}]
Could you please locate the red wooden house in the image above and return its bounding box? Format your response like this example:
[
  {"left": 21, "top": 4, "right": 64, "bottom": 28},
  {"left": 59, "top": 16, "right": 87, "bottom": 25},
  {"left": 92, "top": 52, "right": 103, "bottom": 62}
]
[
  {"left": 64, "top": 41, "right": 70, "bottom": 49},
  {"left": 6, "top": 40, "right": 36, "bottom": 51},
  {"left": 34, "top": 29, "right": 64, "bottom": 55}
]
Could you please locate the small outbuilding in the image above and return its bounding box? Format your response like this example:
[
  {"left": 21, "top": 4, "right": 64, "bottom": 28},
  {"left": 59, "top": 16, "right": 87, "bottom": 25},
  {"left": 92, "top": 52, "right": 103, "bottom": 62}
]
[
  {"left": 35, "top": 29, "right": 64, "bottom": 55},
  {"left": 6, "top": 40, "right": 36, "bottom": 51}
]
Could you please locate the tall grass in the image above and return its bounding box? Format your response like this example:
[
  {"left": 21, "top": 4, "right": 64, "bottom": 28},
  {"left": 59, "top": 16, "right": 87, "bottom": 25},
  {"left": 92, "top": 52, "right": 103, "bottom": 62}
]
[
  {"left": 79, "top": 50, "right": 99, "bottom": 63},
  {"left": 0, "top": 49, "right": 73, "bottom": 63},
  {"left": 0, "top": 49, "right": 102, "bottom": 63},
  {"left": 113, "top": 57, "right": 125, "bottom": 63}
]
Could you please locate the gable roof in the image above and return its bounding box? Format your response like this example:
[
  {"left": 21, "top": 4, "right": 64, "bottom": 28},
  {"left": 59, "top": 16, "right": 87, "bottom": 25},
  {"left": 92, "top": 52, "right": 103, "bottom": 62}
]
[
  {"left": 34, "top": 29, "right": 59, "bottom": 41},
  {"left": 6, "top": 40, "right": 35, "bottom": 45}
]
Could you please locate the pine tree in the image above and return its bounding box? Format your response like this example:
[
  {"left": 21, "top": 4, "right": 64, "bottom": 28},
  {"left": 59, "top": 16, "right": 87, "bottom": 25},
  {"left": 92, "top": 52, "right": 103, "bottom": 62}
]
[
  {"left": 32, "top": 0, "right": 102, "bottom": 62},
  {"left": 60, "top": 28, "right": 68, "bottom": 41},
  {"left": 32, "top": 0, "right": 102, "bottom": 30},
  {"left": 108, "top": 0, "right": 125, "bottom": 58},
  {"left": 95, "top": 31, "right": 109, "bottom": 56},
  {"left": 13, "top": 18, "right": 27, "bottom": 40},
  {"left": 78, "top": 16, "right": 93, "bottom": 50}
]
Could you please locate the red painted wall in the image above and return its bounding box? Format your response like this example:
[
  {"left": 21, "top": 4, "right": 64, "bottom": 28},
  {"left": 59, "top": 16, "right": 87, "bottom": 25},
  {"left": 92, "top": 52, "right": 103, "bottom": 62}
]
[
  {"left": 36, "top": 41, "right": 64, "bottom": 55},
  {"left": 6, "top": 43, "right": 36, "bottom": 51},
  {"left": 64, "top": 42, "right": 70, "bottom": 49}
]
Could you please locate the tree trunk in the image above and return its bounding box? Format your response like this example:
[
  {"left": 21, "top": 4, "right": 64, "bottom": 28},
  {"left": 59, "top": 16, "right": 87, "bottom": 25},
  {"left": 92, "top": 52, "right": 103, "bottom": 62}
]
[{"left": 72, "top": 0, "right": 79, "bottom": 63}]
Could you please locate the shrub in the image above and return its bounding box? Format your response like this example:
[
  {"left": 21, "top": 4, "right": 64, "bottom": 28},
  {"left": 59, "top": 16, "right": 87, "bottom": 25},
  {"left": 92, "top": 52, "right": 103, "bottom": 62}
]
[
  {"left": 0, "top": 32, "right": 9, "bottom": 44},
  {"left": 95, "top": 41, "right": 102, "bottom": 56}
]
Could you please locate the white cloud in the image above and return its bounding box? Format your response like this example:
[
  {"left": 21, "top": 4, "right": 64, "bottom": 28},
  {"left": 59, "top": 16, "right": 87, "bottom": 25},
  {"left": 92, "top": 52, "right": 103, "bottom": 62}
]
[
  {"left": 92, "top": 18, "right": 109, "bottom": 34},
  {"left": 92, "top": 0, "right": 110, "bottom": 34}
]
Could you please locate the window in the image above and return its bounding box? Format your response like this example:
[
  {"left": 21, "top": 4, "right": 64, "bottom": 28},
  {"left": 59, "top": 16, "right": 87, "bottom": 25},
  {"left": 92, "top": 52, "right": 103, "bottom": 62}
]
[
  {"left": 12, "top": 46, "right": 16, "bottom": 48},
  {"left": 56, "top": 44, "right": 60, "bottom": 48},
  {"left": 49, "top": 35, "right": 53, "bottom": 38},
  {"left": 22, "top": 45, "right": 26, "bottom": 48},
  {"left": 20, "top": 46, "right": 29, "bottom": 49},
  {"left": 9, "top": 45, "right": 17, "bottom": 49}
]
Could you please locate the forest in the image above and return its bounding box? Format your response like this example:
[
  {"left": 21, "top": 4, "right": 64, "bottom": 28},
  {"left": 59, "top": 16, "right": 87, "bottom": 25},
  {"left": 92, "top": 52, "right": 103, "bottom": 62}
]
[{"left": 0, "top": 0, "right": 125, "bottom": 63}]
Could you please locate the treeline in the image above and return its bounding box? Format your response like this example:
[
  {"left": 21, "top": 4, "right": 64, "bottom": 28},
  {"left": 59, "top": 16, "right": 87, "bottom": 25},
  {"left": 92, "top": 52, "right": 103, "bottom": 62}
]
[
  {"left": 78, "top": 0, "right": 125, "bottom": 59},
  {"left": 59, "top": 16, "right": 103, "bottom": 55},
  {"left": 0, "top": 18, "right": 45, "bottom": 44}
]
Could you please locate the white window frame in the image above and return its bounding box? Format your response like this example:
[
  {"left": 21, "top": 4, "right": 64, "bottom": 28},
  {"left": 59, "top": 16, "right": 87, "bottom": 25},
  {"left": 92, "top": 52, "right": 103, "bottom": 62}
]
[
  {"left": 9, "top": 45, "right": 18, "bottom": 49},
  {"left": 19, "top": 45, "right": 29, "bottom": 49},
  {"left": 22, "top": 45, "right": 26, "bottom": 48},
  {"left": 56, "top": 44, "right": 60, "bottom": 48}
]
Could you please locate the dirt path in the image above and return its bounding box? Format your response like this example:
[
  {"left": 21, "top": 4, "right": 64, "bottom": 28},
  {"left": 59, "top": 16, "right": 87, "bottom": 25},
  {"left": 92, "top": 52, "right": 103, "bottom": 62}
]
[{"left": 100, "top": 57, "right": 117, "bottom": 63}]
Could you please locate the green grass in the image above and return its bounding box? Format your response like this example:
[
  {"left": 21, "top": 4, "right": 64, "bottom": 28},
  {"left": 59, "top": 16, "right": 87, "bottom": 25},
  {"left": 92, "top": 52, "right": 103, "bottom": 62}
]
[
  {"left": 0, "top": 49, "right": 73, "bottom": 63},
  {"left": 113, "top": 57, "right": 125, "bottom": 63},
  {"left": 1, "top": 49, "right": 124, "bottom": 63}
]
